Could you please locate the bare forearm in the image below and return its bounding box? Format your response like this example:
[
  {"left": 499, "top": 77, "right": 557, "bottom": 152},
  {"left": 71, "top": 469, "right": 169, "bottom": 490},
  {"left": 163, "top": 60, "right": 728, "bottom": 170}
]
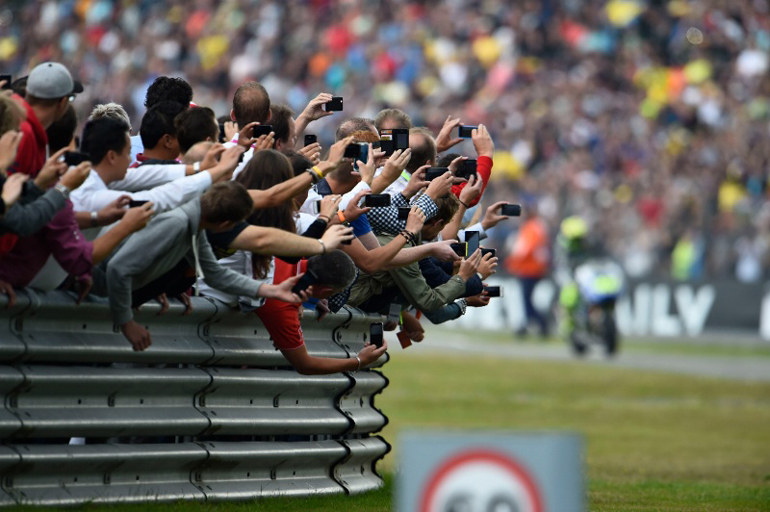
[
  {"left": 249, "top": 173, "right": 313, "bottom": 210},
  {"left": 293, "top": 115, "right": 311, "bottom": 141},
  {"left": 387, "top": 243, "right": 435, "bottom": 268},
  {"left": 440, "top": 207, "right": 467, "bottom": 242},
  {"left": 92, "top": 223, "right": 133, "bottom": 263},
  {"left": 230, "top": 226, "right": 323, "bottom": 257}
]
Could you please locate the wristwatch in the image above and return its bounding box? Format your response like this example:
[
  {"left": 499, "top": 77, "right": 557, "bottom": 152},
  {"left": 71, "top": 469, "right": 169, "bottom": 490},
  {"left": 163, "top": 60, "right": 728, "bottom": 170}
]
[
  {"left": 193, "top": 161, "right": 201, "bottom": 173},
  {"left": 54, "top": 183, "right": 71, "bottom": 199},
  {"left": 457, "top": 298, "right": 468, "bottom": 315}
]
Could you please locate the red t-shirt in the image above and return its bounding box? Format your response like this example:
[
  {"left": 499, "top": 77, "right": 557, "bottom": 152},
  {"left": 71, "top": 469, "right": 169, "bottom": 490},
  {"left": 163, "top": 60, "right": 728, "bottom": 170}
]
[
  {"left": 9, "top": 96, "right": 48, "bottom": 178},
  {"left": 254, "top": 259, "right": 307, "bottom": 352},
  {"left": 450, "top": 155, "right": 493, "bottom": 208}
]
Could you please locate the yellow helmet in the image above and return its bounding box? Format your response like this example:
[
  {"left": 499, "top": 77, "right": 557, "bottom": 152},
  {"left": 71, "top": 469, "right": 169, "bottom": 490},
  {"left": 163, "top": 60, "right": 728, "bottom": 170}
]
[{"left": 561, "top": 216, "right": 588, "bottom": 240}]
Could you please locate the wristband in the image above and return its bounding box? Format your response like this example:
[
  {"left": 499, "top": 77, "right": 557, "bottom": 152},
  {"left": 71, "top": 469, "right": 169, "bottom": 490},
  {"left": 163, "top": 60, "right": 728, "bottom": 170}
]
[
  {"left": 306, "top": 168, "right": 319, "bottom": 184},
  {"left": 90, "top": 211, "right": 99, "bottom": 227},
  {"left": 312, "top": 165, "right": 324, "bottom": 179},
  {"left": 193, "top": 161, "right": 201, "bottom": 173},
  {"left": 355, "top": 355, "right": 362, "bottom": 371},
  {"left": 459, "top": 199, "right": 470, "bottom": 209},
  {"left": 337, "top": 210, "right": 346, "bottom": 223}
]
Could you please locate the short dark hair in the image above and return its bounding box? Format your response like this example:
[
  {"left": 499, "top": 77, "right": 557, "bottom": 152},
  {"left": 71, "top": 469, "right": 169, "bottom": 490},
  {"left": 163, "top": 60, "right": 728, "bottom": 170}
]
[
  {"left": 144, "top": 76, "right": 193, "bottom": 108},
  {"left": 437, "top": 153, "right": 461, "bottom": 168},
  {"left": 282, "top": 149, "right": 313, "bottom": 177},
  {"left": 174, "top": 106, "right": 218, "bottom": 154},
  {"left": 335, "top": 117, "right": 376, "bottom": 141},
  {"left": 232, "top": 82, "right": 270, "bottom": 128},
  {"left": 81, "top": 117, "right": 130, "bottom": 165},
  {"left": 270, "top": 104, "right": 294, "bottom": 146},
  {"left": 139, "top": 100, "right": 186, "bottom": 150},
  {"left": 307, "top": 250, "right": 357, "bottom": 291},
  {"left": 374, "top": 108, "right": 412, "bottom": 131},
  {"left": 200, "top": 181, "right": 254, "bottom": 224},
  {"left": 430, "top": 193, "right": 460, "bottom": 224},
  {"left": 46, "top": 104, "right": 78, "bottom": 153},
  {"left": 405, "top": 128, "right": 437, "bottom": 174}
]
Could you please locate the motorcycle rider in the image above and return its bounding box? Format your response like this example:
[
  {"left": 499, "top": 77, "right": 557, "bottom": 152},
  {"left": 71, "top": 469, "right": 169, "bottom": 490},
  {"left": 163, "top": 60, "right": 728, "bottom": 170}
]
[{"left": 554, "top": 216, "right": 591, "bottom": 336}]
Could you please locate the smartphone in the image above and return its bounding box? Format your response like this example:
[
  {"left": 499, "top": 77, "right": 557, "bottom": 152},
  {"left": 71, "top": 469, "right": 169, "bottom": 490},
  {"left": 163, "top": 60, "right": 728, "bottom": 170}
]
[
  {"left": 324, "top": 96, "right": 343, "bottom": 112},
  {"left": 313, "top": 199, "right": 322, "bottom": 215},
  {"left": 484, "top": 285, "right": 503, "bottom": 298},
  {"left": 370, "top": 322, "right": 384, "bottom": 348},
  {"left": 397, "top": 207, "right": 410, "bottom": 221},
  {"left": 480, "top": 247, "right": 497, "bottom": 259},
  {"left": 291, "top": 269, "right": 318, "bottom": 295},
  {"left": 500, "top": 204, "right": 522, "bottom": 216},
  {"left": 62, "top": 151, "right": 91, "bottom": 166},
  {"left": 387, "top": 303, "right": 401, "bottom": 323},
  {"left": 458, "top": 159, "right": 477, "bottom": 180},
  {"left": 450, "top": 242, "right": 467, "bottom": 258},
  {"left": 465, "top": 231, "right": 480, "bottom": 257},
  {"left": 379, "top": 128, "right": 409, "bottom": 155},
  {"left": 304, "top": 134, "right": 317, "bottom": 147},
  {"left": 425, "top": 167, "right": 450, "bottom": 181},
  {"left": 364, "top": 194, "right": 392, "bottom": 207},
  {"left": 218, "top": 123, "right": 227, "bottom": 143},
  {"left": 252, "top": 124, "right": 273, "bottom": 137},
  {"left": 128, "top": 199, "right": 149, "bottom": 208},
  {"left": 458, "top": 125, "right": 477, "bottom": 138},
  {"left": 344, "top": 142, "right": 368, "bottom": 162},
  {"left": 0, "top": 75, "right": 11, "bottom": 90}
]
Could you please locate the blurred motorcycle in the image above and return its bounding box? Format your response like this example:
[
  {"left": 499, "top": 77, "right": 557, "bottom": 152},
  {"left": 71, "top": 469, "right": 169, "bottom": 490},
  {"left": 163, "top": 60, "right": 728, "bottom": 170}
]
[{"left": 568, "top": 258, "right": 625, "bottom": 357}]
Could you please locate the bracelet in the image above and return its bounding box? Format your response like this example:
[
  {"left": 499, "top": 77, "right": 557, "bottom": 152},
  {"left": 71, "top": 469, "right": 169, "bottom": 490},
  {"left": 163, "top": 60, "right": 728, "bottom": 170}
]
[
  {"left": 90, "top": 211, "right": 99, "bottom": 227},
  {"left": 459, "top": 199, "right": 470, "bottom": 209},
  {"left": 317, "top": 238, "right": 326, "bottom": 254},
  {"left": 193, "top": 161, "right": 201, "bottom": 173},
  {"left": 312, "top": 165, "right": 324, "bottom": 179},
  {"left": 317, "top": 214, "right": 330, "bottom": 224},
  {"left": 306, "top": 168, "right": 319, "bottom": 184},
  {"left": 337, "top": 210, "right": 346, "bottom": 223},
  {"left": 355, "top": 355, "right": 362, "bottom": 371}
]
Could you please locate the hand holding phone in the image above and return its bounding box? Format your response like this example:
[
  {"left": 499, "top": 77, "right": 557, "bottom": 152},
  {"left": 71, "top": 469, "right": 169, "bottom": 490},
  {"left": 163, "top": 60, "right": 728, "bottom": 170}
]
[
  {"left": 480, "top": 248, "right": 496, "bottom": 258},
  {"left": 483, "top": 285, "right": 503, "bottom": 298},
  {"left": 291, "top": 269, "right": 318, "bottom": 295},
  {"left": 304, "top": 134, "right": 317, "bottom": 147},
  {"left": 425, "top": 167, "right": 450, "bottom": 181},
  {"left": 450, "top": 242, "right": 468, "bottom": 257},
  {"left": 370, "top": 322, "right": 384, "bottom": 348},
  {"left": 324, "top": 96, "right": 343, "bottom": 112},
  {"left": 464, "top": 231, "right": 480, "bottom": 256},
  {"left": 397, "top": 207, "right": 410, "bottom": 221},
  {"left": 364, "top": 194, "right": 392, "bottom": 207},
  {"left": 128, "top": 200, "right": 149, "bottom": 208},
  {"left": 458, "top": 125, "right": 477, "bottom": 138},
  {"left": 63, "top": 151, "right": 92, "bottom": 167},
  {"left": 0, "top": 75, "right": 11, "bottom": 90}
]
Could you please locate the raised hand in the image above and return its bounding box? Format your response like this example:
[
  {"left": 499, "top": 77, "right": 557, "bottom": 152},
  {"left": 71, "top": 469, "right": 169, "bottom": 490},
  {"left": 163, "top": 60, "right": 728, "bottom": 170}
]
[
  {"left": 1, "top": 173, "right": 28, "bottom": 208},
  {"left": 59, "top": 161, "right": 92, "bottom": 191},
  {"left": 0, "top": 130, "right": 23, "bottom": 173},
  {"left": 298, "top": 142, "right": 322, "bottom": 165},
  {"left": 35, "top": 148, "right": 70, "bottom": 190},
  {"left": 472, "top": 123, "right": 494, "bottom": 158},
  {"left": 96, "top": 195, "right": 131, "bottom": 225},
  {"left": 435, "top": 115, "right": 464, "bottom": 153},
  {"left": 404, "top": 205, "right": 426, "bottom": 234},
  {"left": 481, "top": 201, "right": 511, "bottom": 230},
  {"left": 321, "top": 224, "right": 355, "bottom": 251}
]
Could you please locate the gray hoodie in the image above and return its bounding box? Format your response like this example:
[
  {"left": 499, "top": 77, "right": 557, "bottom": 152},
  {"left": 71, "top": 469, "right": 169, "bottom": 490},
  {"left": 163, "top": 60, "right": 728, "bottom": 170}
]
[{"left": 93, "top": 198, "right": 262, "bottom": 325}]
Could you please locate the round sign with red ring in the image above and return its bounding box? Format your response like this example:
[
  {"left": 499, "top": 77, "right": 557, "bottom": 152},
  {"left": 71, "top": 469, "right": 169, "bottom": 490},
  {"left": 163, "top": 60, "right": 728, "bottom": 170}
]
[{"left": 419, "top": 449, "right": 544, "bottom": 512}]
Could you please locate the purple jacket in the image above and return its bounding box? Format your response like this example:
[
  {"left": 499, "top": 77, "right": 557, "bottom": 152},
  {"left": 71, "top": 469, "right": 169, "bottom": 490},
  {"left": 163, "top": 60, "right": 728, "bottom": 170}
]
[{"left": 0, "top": 200, "right": 93, "bottom": 287}]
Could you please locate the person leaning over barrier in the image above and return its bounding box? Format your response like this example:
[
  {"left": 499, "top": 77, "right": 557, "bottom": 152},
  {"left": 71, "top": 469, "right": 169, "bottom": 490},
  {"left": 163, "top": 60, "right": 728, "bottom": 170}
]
[
  {"left": 91, "top": 179, "right": 309, "bottom": 351},
  {"left": 257, "top": 251, "right": 387, "bottom": 375}
]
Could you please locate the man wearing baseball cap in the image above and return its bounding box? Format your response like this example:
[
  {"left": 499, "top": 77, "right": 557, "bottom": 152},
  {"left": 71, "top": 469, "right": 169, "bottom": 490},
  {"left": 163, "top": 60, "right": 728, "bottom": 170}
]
[{"left": 9, "top": 62, "right": 83, "bottom": 177}]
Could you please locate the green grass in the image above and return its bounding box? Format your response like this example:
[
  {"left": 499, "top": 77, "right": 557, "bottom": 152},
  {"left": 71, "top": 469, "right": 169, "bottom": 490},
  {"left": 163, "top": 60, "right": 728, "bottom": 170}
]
[{"left": 23, "top": 349, "right": 770, "bottom": 511}]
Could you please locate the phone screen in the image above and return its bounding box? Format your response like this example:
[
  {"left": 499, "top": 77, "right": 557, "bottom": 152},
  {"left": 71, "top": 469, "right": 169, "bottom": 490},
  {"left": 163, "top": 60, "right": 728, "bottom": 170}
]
[
  {"left": 484, "top": 286, "right": 503, "bottom": 298},
  {"left": 252, "top": 125, "right": 273, "bottom": 137},
  {"left": 370, "top": 322, "right": 384, "bottom": 348},
  {"left": 425, "top": 167, "right": 449, "bottom": 181},
  {"left": 500, "top": 204, "right": 522, "bottom": 216},
  {"left": 458, "top": 125, "right": 477, "bottom": 138},
  {"left": 364, "top": 194, "right": 392, "bottom": 207},
  {"left": 450, "top": 242, "right": 467, "bottom": 257},
  {"left": 465, "top": 231, "right": 480, "bottom": 257}
]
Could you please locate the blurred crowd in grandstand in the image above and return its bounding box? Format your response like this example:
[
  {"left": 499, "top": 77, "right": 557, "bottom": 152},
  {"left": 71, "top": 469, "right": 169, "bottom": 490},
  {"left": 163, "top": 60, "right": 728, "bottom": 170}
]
[{"left": 2, "top": 0, "right": 770, "bottom": 282}]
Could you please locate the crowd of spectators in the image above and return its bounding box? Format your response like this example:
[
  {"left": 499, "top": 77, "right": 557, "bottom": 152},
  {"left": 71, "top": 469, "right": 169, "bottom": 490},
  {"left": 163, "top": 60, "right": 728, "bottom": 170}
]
[{"left": 4, "top": 0, "right": 770, "bottom": 282}]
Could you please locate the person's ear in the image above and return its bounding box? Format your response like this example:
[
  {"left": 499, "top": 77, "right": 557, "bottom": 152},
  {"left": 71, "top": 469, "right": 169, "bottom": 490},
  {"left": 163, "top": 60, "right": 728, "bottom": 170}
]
[
  {"left": 230, "top": 109, "right": 236, "bottom": 122},
  {"left": 266, "top": 110, "right": 272, "bottom": 123}
]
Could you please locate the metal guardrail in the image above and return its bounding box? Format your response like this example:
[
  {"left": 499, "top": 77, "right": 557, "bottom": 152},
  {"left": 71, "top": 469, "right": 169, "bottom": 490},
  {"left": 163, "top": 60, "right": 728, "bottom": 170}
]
[{"left": 0, "top": 290, "right": 390, "bottom": 506}]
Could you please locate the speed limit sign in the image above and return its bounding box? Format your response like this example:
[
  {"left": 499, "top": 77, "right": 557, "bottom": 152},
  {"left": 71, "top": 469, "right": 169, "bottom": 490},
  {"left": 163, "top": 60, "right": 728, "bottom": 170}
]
[{"left": 397, "top": 432, "right": 584, "bottom": 512}]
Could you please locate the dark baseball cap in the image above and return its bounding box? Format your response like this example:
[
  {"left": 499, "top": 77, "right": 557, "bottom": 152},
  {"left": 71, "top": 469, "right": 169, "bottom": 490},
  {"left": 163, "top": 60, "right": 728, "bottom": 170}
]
[{"left": 25, "top": 62, "right": 84, "bottom": 99}]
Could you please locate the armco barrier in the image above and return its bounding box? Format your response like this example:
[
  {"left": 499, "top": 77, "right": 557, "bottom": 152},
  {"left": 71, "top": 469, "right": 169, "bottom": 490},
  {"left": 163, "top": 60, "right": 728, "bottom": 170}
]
[{"left": 0, "top": 290, "right": 390, "bottom": 506}]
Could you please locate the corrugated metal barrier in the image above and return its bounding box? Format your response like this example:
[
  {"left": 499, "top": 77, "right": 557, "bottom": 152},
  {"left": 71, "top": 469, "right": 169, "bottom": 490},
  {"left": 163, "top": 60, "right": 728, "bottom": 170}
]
[{"left": 0, "top": 290, "right": 390, "bottom": 505}]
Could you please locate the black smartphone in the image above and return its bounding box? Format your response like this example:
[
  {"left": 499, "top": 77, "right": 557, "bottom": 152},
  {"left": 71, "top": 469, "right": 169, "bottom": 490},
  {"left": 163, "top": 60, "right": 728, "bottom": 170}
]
[
  {"left": 465, "top": 231, "right": 480, "bottom": 257},
  {"left": 304, "top": 134, "right": 317, "bottom": 147},
  {"left": 458, "top": 159, "right": 477, "bottom": 180},
  {"left": 313, "top": 199, "right": 322, "bottom": 215},
  {"left": 344, "top": 142, "right": 368, "bottom": 162},
  {"left": 425, "top": 167, "right": 449, "bottom": 181},
  {"left": 62, "top": 151, "right": 91, "bottom": 166},
  {"left": 291, "top": 268, "right": 318, "bottom": 295},
  {"left": 484, "top": 285, "right": 503, "bottom": 298},
  {"left": 218, "top": 123, "right": 227, "bottom": 143},
  {"left": 370, "top": 322, "right": 384, "bottom": 348},
  {"left": 480, "top": 248, "right": 497, "bottom": 258},
  {"left": 128, "top": 199, "right": 149, "bottom": 208},
  {"left": 324, "top": 96, "right": 343, "bottom": 112},
  {"left": 364, "top": 194, "right": 392, "bottom": 207},
  {"left": 501, "top": 204, "right": 522, "bottom": 216},
  {"left": 397, "top": 207, "right": 410, "bottom": 221},
  {"left": 0, "top": 75, "right": 11, "bottom": 90},
  {"left": 458, "top": 125, "right": 477, "bottom": 138},
  {"left": 379, "top": 128, "right": 409, "bottom": 155},
  {"left": 252, "top": 124, "right": 273, "bottom": 137},
  {"left": 450, "top": 242, "right": 467, "bottom": 257}
]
